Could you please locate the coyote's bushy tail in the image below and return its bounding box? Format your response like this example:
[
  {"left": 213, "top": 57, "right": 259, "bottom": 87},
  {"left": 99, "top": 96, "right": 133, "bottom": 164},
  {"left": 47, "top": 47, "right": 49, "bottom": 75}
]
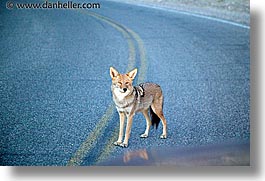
[{"left": 150, "top": 107, "right": 160, "bottom": 129}]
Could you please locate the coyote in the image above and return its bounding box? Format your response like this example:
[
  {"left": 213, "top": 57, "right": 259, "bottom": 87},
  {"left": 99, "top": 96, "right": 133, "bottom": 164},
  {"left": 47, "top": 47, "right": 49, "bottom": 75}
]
[{"left": 110, "top": 67, "right": 167, "bottom": 148}]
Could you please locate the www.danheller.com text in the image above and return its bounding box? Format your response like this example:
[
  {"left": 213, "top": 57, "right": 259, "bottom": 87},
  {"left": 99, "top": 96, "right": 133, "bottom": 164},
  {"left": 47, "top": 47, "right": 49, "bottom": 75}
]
[{"left": 6, "top": 1, "right": 101, "bottom": 10}]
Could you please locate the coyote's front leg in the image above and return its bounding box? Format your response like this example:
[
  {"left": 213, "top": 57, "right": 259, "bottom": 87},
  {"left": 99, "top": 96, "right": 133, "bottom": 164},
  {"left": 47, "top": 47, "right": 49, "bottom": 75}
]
[
  {"left": 121, "top": 114, "right": 134, "bottom": 148},
  {"left": 114, "top": 111, "right": 125, "bottom": 146}
]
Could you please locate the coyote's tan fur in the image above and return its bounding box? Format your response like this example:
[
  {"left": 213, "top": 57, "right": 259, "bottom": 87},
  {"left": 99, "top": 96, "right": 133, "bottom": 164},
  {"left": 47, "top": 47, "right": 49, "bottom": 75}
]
[{"left": 110, "top": 67, "right": 167, "bottom": 148}]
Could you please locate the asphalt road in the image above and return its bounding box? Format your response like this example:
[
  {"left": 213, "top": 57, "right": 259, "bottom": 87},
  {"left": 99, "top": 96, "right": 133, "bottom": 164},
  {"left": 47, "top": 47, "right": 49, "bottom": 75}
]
[{"left": 0, "top": 0, "right": 250, "bottom": 166}]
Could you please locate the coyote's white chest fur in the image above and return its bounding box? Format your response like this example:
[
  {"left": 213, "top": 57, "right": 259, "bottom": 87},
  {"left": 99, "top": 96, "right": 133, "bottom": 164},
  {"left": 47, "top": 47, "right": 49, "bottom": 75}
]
[{"left": 112, "top": 88, "right": 134, "bottom": 113}]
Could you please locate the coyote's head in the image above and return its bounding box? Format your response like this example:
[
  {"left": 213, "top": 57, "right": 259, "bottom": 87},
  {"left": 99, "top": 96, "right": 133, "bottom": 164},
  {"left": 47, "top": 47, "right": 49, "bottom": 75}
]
[{"left": 110, "top": 67, "right": 137, "bottom": 98}]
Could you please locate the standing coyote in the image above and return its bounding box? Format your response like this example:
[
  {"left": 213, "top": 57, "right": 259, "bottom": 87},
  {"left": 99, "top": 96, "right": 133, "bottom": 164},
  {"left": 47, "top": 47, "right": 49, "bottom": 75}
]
[{"left": 110, "top": 67, "right": 167, "bottom": 148}]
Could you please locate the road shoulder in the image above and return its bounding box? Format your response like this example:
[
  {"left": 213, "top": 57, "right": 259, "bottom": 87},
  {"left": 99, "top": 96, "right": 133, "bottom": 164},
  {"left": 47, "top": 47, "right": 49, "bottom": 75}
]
[{"left": 108, "top": 0, "right": 249, "bottom": 26}]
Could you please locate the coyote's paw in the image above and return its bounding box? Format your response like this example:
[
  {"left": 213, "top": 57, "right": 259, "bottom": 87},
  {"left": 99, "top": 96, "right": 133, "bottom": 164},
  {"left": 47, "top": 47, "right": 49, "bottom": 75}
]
[
  {"left": 160, "top": 134, "right": 167, "bottom": 139},
  {"left": 113, "top": 141, "right": 122, "bottom": 146},
  {"left": 120, "top": 143, "right": 128, "bottom": 148},
  {"left": 114, "top": 141, "right": 128, "bottom": 148},
  {"left": 140, "top": 133, "right": 148, "bottom": 138}
]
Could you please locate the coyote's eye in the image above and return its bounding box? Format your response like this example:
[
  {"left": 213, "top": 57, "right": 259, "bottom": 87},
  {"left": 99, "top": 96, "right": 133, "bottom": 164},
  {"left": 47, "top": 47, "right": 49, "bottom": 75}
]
[
  {"left": 117, "top": 82, "right": 122, "bottom": 85},
  {"left": 125, "top": 82, "right": 130, "bottom": 85}
]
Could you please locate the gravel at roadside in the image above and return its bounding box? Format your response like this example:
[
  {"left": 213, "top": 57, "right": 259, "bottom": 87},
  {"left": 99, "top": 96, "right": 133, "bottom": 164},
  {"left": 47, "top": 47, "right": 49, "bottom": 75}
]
[{"left": 109, "top": 0, "right": 249, "bottom": 26}]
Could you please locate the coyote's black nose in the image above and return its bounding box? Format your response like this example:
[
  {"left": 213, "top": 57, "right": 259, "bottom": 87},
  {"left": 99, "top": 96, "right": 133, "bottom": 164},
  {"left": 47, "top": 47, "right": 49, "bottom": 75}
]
[{"left": 123, "top": 88, "right": 127, "bottom": 92}]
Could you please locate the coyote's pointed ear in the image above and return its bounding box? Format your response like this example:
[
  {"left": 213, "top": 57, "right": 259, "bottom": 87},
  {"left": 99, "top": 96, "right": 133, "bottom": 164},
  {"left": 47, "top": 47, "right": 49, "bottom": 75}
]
[
  {"left": 110, "top": 67, "right": 119, "bottom": 79},
  {"left": 127, "top": 68, "right": 138, "bottom": 80}
]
